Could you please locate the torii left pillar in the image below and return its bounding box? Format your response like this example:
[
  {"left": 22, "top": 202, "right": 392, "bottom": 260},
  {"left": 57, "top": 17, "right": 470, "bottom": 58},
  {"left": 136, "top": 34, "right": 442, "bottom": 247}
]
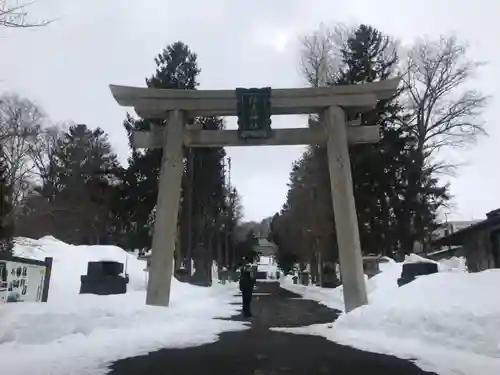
[{"left": 146, "top": 110, "right": 185, "bottom": 307}]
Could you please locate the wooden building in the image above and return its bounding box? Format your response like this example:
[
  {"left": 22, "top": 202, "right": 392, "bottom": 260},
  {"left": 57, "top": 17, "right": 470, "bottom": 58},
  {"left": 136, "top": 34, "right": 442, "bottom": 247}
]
[{"left": 433, "top": 209, "right": 500, "bottom": 272}]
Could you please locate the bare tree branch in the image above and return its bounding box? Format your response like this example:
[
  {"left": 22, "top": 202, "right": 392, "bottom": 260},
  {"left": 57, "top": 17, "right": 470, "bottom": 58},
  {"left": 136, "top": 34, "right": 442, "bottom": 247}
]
[
  {"left": 0, "top": 0, "right": 52, "bottom": 28},
  {"left": 0, "top": 93, "right": 46, "bottom": 207},
  {"left": 298, "top": 23, "right": 350, "bottom": 88},
  {"left": 27, "top": 122, "right": 68, "bottom": 187},
  {"left": 402, "top": 34, "right": 489, "bottom": 163}
]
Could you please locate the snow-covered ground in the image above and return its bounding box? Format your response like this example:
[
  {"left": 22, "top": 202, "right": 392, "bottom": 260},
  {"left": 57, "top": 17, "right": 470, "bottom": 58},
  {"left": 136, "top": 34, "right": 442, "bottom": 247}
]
[
  {"left": 277, "top": 255, "right": 500, "bottom": 375},
  {"left": 280, "top": 255, "right": 467, "bottom": 311},
  {"left": 0, "top": 236, "right": 247, "bottom": 375},
  {"left": 256, "top": 255, "right": 280, "bottom": 281}
]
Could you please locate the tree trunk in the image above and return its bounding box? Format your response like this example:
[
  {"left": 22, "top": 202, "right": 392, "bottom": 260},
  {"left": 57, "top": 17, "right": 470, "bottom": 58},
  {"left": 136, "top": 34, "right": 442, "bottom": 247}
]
[
  {"left": 207, "top": 228, "right": 214, "bottom": 285},
  {"left": 318, "top": 248, "right": 324, "bottom": 287},
  {"left": 217, "top": 225, "right": 223, "bottom": 273},
  {"left": 174, "top": 229, "right": 181, "bottom": 271},
  {"left": 310, "top": 251, "right": 318, "bottom": 285},
  {"left": 186, "top": 149, "right": 194, "bottom": 277}
]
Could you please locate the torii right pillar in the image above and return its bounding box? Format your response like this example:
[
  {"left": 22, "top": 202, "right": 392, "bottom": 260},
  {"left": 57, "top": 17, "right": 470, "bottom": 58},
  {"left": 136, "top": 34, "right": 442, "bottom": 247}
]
[{"left": 325, "top": 106, "right": 368, "bottom": 312}]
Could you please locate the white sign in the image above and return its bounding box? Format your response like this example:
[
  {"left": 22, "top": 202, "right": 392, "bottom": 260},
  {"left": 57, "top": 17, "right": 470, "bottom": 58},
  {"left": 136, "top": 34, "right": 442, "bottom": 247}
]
[
  {"left": 0, "top": 261, "right": 45, "bottom": 303},
  {"left": 0, "top": 261, "right": 7, "bottom": 304}
]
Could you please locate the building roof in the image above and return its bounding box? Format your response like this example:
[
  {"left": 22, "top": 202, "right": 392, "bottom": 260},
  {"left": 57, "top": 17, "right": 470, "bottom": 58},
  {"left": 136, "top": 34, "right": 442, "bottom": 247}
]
[
  {"left": 253, "top": 237, "right": 277, "bottom": 256},
  {"left": 427, "top": 246, "right": 462, "bottom": 257},
  {"left": 257, "top": 237, "right": 274, "bottom": 247},
  {"left": 433, "top": 209, "right": 500, "bottom": 247}
]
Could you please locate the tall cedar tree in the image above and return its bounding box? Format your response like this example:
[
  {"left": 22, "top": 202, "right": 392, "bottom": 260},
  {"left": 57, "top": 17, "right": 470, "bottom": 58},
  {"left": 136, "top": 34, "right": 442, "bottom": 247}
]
[
  {"left": 331, "top": 25, "right": 448, "bottom": 255},
  {"left": 335, "top": 25, "right": 414, "bottom": 256},
  {"left": 27, "top": 124, "right": 120, "bottom": 245},
  {"left": 0, "top": 145, "right": 13, "bottom": 254},
  {"left": 271, "top": 25, "right": 449, "bottom": 268},
  {"left": 116, "top": 42, "right": 200, "bottom": 250},
  {"left": 272, "top": 25, "right": 406, "bottom": 268},
  {"left": 115, "top": 42, "right": 235, "bottom": 278}
]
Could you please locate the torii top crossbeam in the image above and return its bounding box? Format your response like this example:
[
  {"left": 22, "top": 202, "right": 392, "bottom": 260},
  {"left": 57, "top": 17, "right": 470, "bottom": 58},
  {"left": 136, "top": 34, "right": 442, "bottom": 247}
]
[{"left": 109, "top": 78, "right": 400, "bottom": 119}]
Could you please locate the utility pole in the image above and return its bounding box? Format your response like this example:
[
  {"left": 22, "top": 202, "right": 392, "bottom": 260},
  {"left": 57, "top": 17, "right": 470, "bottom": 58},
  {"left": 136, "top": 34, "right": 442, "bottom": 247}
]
[
  {"left": 226, "top": 157, "right": 233, "bottom": 267},
  {"left": 228, "top": 157, "right": 232, "bottom": 190},
  {"left": 223, "top": 158, "right": 229, "bottom": 266}
]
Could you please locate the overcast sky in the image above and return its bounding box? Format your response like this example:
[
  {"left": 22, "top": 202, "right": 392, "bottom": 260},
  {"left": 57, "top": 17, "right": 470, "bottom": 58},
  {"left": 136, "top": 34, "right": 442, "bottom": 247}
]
[{"left": 1, "top": 0, "right": 498, "bottom": 222}]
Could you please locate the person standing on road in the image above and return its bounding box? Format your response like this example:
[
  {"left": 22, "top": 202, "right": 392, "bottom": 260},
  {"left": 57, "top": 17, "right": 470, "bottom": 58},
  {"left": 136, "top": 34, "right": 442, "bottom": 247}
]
[{"left": 239, "top": 263, "right": 256, "bottom": 317}]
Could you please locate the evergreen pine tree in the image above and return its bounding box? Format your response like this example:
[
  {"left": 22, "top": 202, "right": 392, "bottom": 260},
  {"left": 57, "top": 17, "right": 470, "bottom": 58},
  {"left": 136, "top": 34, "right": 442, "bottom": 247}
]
[
  {"left": 37, "top": 124, "right": 119, "bottom": 244},
  {"left": 116, "top": 42, "right": 201, "bottom": 250},
  {"left": 273, "top": 24, "right": 450, "bottom": 266},
  {"left": 334, "top": 24, "right": 449, "bottom": 255},
  {"left": 334, "top": 24, "right": 411, "bottom": 256},
  {"left": 116, "top": 42, "right": 236, "bottom": 281}
]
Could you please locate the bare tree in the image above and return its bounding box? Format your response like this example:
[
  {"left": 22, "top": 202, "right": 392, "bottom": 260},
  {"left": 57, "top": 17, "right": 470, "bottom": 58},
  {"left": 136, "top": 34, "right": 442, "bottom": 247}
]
[
  {"left": 299, "top": 22, "right": 400, "bottom": 89},
  {"left": 28, "top": 122, "right": 67, "bottom": 192},
  {"left": 0, "top": 93, "right": 45, "bottom": 206},
  {"left": 402, "top": 34, "right": 489, "bottom": 168},
  {"left": 1, "top": 0, "right": 51, "bottom": 28},
  {"left": 299, "top": 23, "right": 348, "bottom": 88}
]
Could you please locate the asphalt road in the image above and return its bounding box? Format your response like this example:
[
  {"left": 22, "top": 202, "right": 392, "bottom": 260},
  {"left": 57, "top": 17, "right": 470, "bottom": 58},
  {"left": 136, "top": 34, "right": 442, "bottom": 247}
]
[{"left": 109, "top": 282, "right": 436, "bottom": 375}]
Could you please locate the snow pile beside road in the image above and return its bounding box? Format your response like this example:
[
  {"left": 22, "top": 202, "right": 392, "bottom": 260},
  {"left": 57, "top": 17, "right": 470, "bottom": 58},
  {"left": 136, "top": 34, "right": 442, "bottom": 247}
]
[
  {"left": 438, "top": 256, "right": 468, "bottom": 272},
  {"left": 257, "top": 255, "right": 280, "bottom": 280},
  {"left": 280, "top": 258, "right": 402, "bottom": 311},
  {"left": 404, "top": 253, "right": 467, "bottom": 272},
  {"left": 277, "top": 256, "right": 500, "bottom": 374},
  {"left": 280, "top": 275, "right": 345, "bottom": 310},
  {"left": 280, "top": 255, "right": 467, "bottom": 311},
  {"left": 0, "top": 237, "right": 247, "bottom": 375},
  {"left": 13, "top": 236, "right": 149, "bottom": 296}
]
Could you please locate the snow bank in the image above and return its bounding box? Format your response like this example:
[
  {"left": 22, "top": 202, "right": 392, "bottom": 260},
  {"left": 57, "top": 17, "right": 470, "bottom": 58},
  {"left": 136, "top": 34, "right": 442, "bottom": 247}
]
[
  {"left": 276, "top": 256, "right": 500, "bottom": 374},
  {"left": 404, "top": 253, "right": 468, "bottom": 273},
  {"left": 403, "top": 253, "right": 437, "bottom": 264},
  {"left": 280, "top": 275, "right": 345, "bottom": 310},
  {"left": 280, "top": 258, "right": 401, "bottom": 311},
  {"left": 1, "top": 237, "right": 248, "bottom": 375},
  {"left": 258, "top": 255, "right": 272, "bottom": 265},
  {"left": 280, "top": 255, "right": 468, "bottom": 311},
  {"left": 439, "top": 256, "right": 468, "bottom": 272},
  {"left": 14, "top": 236, "right": 148, "bottom": 296},
  {"left": 257, "top": 255, "right": 280, "bottom": 280}
]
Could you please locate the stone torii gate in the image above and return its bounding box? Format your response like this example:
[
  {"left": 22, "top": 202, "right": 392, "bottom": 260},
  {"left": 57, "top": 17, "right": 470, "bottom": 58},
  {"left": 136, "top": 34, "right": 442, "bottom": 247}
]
[{"left": 109, "top": 78, "right": 400, "bottom": 312}]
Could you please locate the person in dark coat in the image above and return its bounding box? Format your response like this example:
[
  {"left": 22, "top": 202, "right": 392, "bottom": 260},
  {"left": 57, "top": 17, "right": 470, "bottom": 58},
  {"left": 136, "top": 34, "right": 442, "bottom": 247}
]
[{"left": 239, "top": 263, "right": 256, "bottom": 317}]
